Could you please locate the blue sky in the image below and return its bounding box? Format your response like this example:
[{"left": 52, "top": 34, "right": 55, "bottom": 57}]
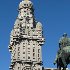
[{"left": 0, "top": 0, "right": 70, "bottom": 70}]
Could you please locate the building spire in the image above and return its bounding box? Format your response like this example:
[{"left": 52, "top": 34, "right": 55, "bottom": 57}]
[{"left": 24, "top": 0, "right": 29, "bottom": 2}]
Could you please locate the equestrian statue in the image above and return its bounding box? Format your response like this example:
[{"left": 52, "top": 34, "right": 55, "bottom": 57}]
[{"left": 54, "top": 33, "right": 70, "bottom": 70}]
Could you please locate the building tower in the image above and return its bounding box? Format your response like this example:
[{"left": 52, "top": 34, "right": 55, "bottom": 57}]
[{"left": 9, "top": 0, "right": 45, "bottom": 70}]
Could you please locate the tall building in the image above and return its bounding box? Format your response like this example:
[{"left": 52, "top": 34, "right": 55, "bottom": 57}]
[{"left": 8, "top": 0, "right": 45, "bottom": 70}]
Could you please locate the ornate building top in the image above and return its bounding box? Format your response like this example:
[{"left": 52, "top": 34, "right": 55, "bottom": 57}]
[
  {"left": 19, "top": 0, "right": 33, "bottom": 9},
  {"left": 24, "top": 0, "right": 29, "bottom": 1}
]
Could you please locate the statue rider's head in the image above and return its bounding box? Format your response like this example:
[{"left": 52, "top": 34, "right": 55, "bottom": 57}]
[{"left": 63, "top": 33, "right": 67, "bottom": 37}]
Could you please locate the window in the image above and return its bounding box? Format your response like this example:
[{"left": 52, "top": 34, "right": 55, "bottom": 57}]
[
  {"left": 28, "top": 56, "right": 30, "bottom": 59},
  {"left": 38, "top": 49, "right": 40, "bottom": 53},
  {"left": 18, "top": 24, "right": 19, "bottom": 26},
  {"left": 18, "top": 67, "right": 20, "bottom": 70},
  {"left": 23, "top": 42, "right": 25, "bottom": 44},
  {"left": 33, "top": 49, "right": 35, "bottom": 52},
  {"left": 18, "top": 52, "right": 20, "bottom": 56},
  {"left": 27, "top": 4, "right": 28, "bottom": 6},
  {"left": 28, "top": 40, "right": 30, "bottom": 43},
  {"left": 38, "top": 68, "right": 40, "bottom": 70},
  {"left": 38, "top": 58, "right": 40, "bottom": 61},
  {"left": 24, "top": 4, "right": 26, "bottom": 6},
  {"left": 33, "top": 53, "right": 35, "bottom": 57},
  {"left": 23, "top": 52, "right": 25, "bottom": 54},
  {"left": 18, "top": 47, "right": 20, "bottom": 51},
  {"left": 23, "top": 57, "right": 25, "bottom": 59},
  {"left": 23, "top": 29, "right": 25, "bottom": 33},
  {"left": 28, "top": 31, "right": 30, "bottom": 36},
  {"left": 38, "top": 54, "right": 39, "bottom": 57},
  {"left": 27, "top": 26, "right": 29, "bottom": 29},
  {"left": 24, "top": 11, "right": 26, "bottom": 12},
  {"left": 27, "top": 13, "right": 29, "bottom": 15},
  {"left": 23, "top": 48, "right": 25, "bottom": 50},
  {"left": 28, "top": 48, "right": 30, "bottom": 50},
  {"left": 28, "top": 51, "right": 30, "bottom": 53},
  {"left": 28, "top": 53, "right": 30, "bottom": 54}
]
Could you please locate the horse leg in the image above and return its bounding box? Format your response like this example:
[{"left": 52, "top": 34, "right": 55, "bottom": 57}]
[
  {"left": 58, "top": 66, "right": 61, "bottom": 70},
  {"left": 59, "top": 67, "right": 61, "bottom": 70},
  {"left": 63, "top": 68, "right": 66, "bottom": 70},
  {"left": 61, "top": 54, "right": 67, "bottom": 67}
]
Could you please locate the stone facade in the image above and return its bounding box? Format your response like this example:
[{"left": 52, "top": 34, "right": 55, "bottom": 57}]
[{"left": 8, "top": 0, "right": 45, "bottom": 70}]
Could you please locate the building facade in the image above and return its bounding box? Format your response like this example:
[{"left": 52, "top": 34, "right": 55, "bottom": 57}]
[{"left": 9, "top": 0, "right": 45, "bottom": 70}]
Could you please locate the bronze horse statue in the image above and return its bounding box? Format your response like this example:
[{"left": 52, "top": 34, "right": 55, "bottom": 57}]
[
  {"left": 54, "top": 46, "right": 70, "bottom": 70},
  {"left": 54, "top": 33, "right": 70, "bottom": 70}
]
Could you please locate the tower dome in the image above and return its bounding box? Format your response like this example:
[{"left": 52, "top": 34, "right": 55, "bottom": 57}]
[
  {"left": 19, "top": 0, "right": 33, "bottom": 9},
  {"left": 36, "top": 22, "right": 42, "bottom": 30}
]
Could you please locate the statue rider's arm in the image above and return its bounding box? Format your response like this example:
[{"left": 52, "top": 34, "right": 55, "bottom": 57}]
[{"left": 59, "top": 37, "right": 63, "bottom": 50}]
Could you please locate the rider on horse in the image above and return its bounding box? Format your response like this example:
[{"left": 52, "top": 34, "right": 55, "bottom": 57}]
[
  {"left": 59, "top": 33, "right": 70, "bottom": 49},
  {"left": 54, "top": 33, "right": 70, "bottom": 66}
]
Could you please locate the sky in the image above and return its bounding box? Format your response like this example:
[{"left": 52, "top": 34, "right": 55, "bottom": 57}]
[{"left": 0, "top": 0, "right": 70, "bottom": 70}]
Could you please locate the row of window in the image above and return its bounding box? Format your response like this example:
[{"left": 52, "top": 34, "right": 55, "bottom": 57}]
[
  {"left": 12, "top": 48, "right": 40, "bottom": 58},
  {"left": 17, "top": 66, "right": 40, "bottom": 70}
]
